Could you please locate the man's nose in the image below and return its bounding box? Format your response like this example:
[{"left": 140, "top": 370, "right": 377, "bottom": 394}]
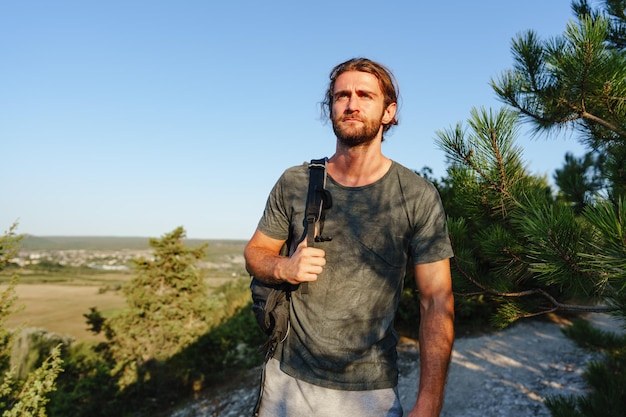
[{"left": 346, "top": 95, "right": 359, "bottom": 112}]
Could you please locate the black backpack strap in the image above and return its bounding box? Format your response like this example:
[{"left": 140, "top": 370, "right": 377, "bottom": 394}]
[
  {"left": 252, "top": 159, "right": 331, "bottom": 415},
  {"left": 301, "top": 158, "right": 332, "bottom": 294},
  {"left": 306, "top": 158, "right": 332, "bottom": 245}
]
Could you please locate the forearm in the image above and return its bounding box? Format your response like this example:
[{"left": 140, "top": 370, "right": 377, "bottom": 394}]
[
  {"left": 244, "top": 245, "right": 286, "bottom": 285},
  {"left": 411, "top": 295, "right": 455, "bottom": 417}
]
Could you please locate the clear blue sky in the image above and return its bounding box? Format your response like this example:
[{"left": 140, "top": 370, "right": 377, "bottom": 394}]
[{"left": 2, "top": 1, "right": 586, "bottom": 240}]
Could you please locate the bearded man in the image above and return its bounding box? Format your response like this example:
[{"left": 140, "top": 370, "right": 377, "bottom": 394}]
[{"left": 245, "top": 57, "right": 455, "bottom": 417}]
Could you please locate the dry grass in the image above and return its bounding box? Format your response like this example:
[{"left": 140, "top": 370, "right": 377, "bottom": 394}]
[
  {"left": 2, "top": 283, "right": 126, "bottom": 342},
  {"left": 2, "top": 275, "right": 245, "bottom": 343},
  {"left": 2, "top": 237, "right": 246, "bottom": 344}
]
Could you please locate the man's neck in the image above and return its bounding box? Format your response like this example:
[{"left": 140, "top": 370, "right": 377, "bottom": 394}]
[{"left": 327, "top": 139, "right": 392, "bottom": 187}]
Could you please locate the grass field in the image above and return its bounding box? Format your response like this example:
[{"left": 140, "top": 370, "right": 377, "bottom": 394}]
[
  {"left": 2, "top": 273, "right": 246, "bottom": 343},
  {"left": 3, "top": 237, "right": 248, "bottom": 343},
  {"left": 3, "top": 283, "right": 126, "bottom": 342}
]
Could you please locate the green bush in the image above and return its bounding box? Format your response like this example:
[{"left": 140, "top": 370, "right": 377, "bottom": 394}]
[
  {"left": 47, "top": 342, "right": 119, "bottom": 417},
  {"left": 46, "top": 275, "right": 266, "bottom": 417}
]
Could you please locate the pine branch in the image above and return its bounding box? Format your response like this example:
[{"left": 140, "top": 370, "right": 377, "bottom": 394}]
[
  {"left": 452, "top": 254, "right": 615, "bottom": 313},
  {"left": 581, "top": 110, "right": 626, "bottom": 137}
]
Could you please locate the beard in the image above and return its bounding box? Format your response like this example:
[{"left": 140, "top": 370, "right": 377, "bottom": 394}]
[{"left": 332, "top": 112, "right": 384, "bottom": 148}]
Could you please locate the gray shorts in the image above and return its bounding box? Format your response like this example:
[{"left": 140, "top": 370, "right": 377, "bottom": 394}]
[{"left": 257, "top": 358, "right": 403, "bottom": 417}]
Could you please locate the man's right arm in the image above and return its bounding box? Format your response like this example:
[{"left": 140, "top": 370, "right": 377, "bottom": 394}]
[{"left": 244, "top": 229, "right": 326, "bottom": 285}]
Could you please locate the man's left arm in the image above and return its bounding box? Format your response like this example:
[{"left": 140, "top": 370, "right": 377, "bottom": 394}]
[{"left": 407, "top": 258, "right": 454, "bottom": 417}]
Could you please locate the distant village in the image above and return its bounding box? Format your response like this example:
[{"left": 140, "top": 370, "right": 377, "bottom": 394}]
[
  {"left": 9, "top": 248, "right": 247, "bottom": 274},
  {"left": 10, "top": 249, "right": 154, "bottom": 271}
]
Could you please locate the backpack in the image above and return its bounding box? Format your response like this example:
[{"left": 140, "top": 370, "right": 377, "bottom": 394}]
[{"left": 249, "top": 158, "right": 332, "bottom": 358}]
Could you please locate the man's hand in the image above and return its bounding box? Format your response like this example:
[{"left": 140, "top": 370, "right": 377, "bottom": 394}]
[
  {"left": 278, "top": 239, "right": 326, "bottom": 285},
  {"left": 244, "top": 229, "right": 326, "bottom": 285}
]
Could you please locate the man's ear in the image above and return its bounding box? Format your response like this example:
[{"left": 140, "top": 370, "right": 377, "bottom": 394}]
[{"left": 382, "top": 102, "right": 397, "bottom": 124}]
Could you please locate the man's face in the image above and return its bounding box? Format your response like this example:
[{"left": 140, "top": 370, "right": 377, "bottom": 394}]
[{"left": 331, "top": 71, "right": 395, "bottom": 147}]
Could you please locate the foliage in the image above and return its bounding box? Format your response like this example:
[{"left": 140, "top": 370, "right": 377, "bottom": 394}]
[
  {"left": 439, "top": 1, "right": 626, "bottom": 416},
  {"left": 47, "top": 342, "right": 119, "bottom": 417},
  {"left": 0, "top": 223, "right": 22, "bottom": 370},
  {"left": 554, "top": 152, "right": 607, "bottom": 213},
  {"left": 44, "top": 227, "right": 265, "bottom": 417},
  {"left": 561, "top": 318, "right": 626, "bottom": 351},
  {"left": 435, "top": 107, "right": 611, "bottom": 327},
  {"left": 491, "top": 0, "right": 626, "bottom": 199},
  {"left": 0, "top": 345, "right": 63, "bottom": 417},
  {"left": 0, "top": 223, "right": 63, "bottom": 417},
  {"left": 101, "top": 226, "right": 212, "bottom": 388},
  {"left": 0, "top": 276, "right": 18, "bottom": 374},
  {"left": 435, "top": 0, "right": 626, "bottom": 330}
]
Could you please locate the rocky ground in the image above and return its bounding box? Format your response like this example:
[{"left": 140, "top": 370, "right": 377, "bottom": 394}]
[{"left": 170, "top": 313, "right": 624, "bottom": 417}]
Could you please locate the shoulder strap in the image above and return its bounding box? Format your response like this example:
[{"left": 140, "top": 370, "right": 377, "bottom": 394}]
[
  {"left": 301, "top": 158, "right": 332, "bottom": 294},
  {"left": 305, "top": 158, "right": 332, "bottom": 248}
]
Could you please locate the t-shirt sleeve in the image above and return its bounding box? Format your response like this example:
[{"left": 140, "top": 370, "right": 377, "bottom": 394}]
[
  {"left": 411, "top": 180, "right": 454, "bottom": 264},
  {"left": 256, "top": 163, "right": 308, "bottom": 243},
  {"left": 257, "top": 173, "right": 292, "bottom": 241}
]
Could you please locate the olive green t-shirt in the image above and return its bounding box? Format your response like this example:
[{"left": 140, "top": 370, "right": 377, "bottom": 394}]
[{"left": 257, "top": 160, "right": 453, "bottom": 391}]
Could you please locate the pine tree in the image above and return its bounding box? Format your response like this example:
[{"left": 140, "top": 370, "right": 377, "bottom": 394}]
[
  {"left": 438, "top": 1, "right": 626, "bottom": 414},
  {"left": 487, "top": 0, "right": 626, "bottom": 315},
  {"left": 104, "top": 226, "right": 211, "bottom": 388},
  {"left": 491, "top": 0, "right": 626, "bottom": 200},
  {"left": 437, "top": 0, "right": 626, "bottom": 326},
  {"left": 436, "top": 107, "right": 610, "bottom": 327}
]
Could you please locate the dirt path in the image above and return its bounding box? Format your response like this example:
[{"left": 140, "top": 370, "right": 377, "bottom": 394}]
[
  {"left": 399, "top": 313, "right": 623, "bottom": 416},
  {"left": 171, "top": 313, "right": 624, "bottom": 417}
]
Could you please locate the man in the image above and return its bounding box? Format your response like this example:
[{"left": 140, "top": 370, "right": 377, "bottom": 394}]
[{"left": 244, "top": 57, "right": 454, "bottom": 417}]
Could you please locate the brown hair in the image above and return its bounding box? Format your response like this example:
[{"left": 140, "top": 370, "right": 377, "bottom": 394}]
[{"left": 322, "top": 57, "right": 399, "bottom": 134}]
